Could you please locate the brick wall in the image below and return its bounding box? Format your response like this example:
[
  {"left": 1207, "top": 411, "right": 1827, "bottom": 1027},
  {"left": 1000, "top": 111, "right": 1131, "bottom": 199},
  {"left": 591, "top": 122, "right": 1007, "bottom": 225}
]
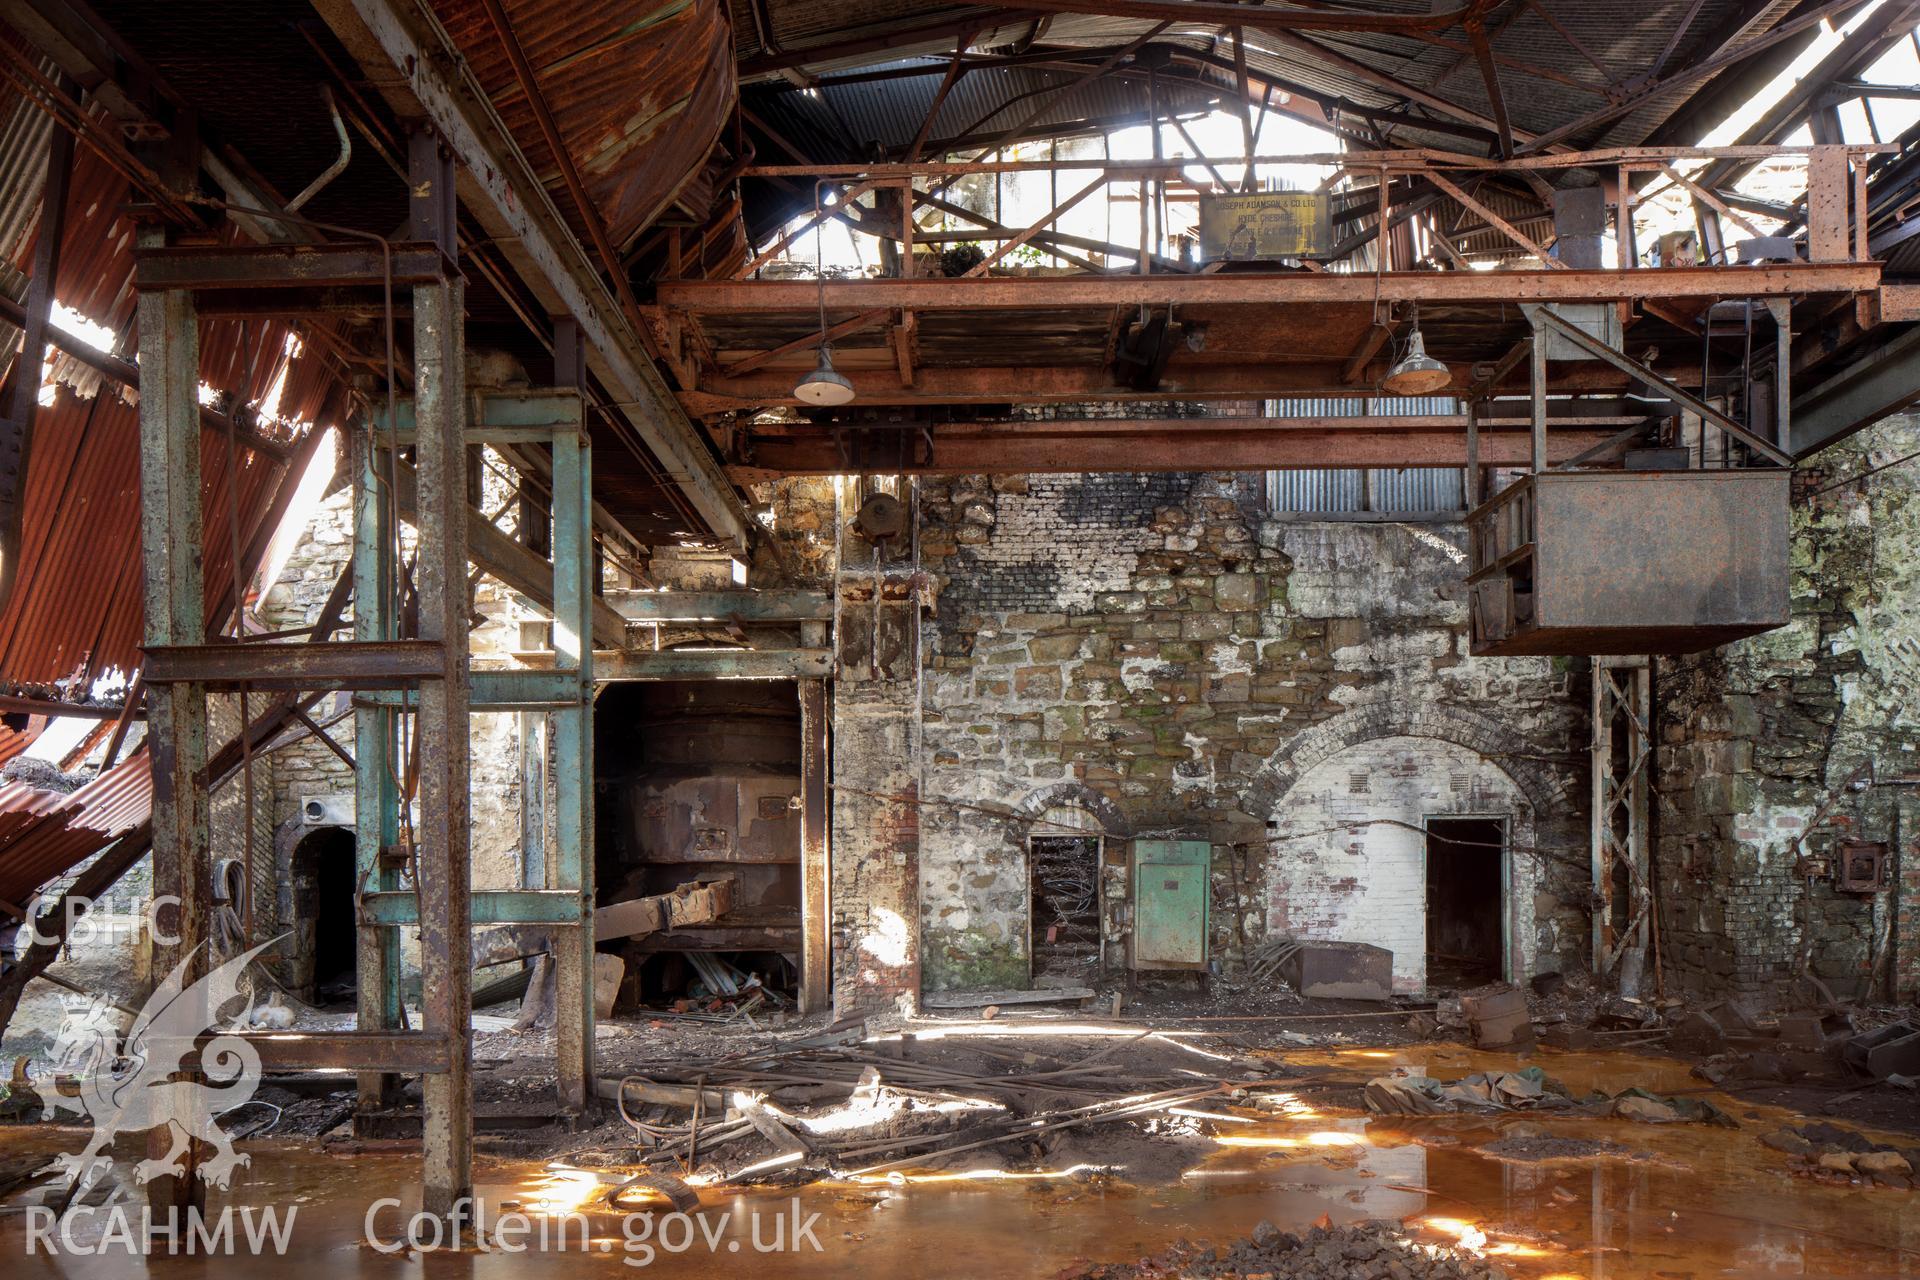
[{"left": 905, "top": 469, "right": 1589, "bottom": 993}]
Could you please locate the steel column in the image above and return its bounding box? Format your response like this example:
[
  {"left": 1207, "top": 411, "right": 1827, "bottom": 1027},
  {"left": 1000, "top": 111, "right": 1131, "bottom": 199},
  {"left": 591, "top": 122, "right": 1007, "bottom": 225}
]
[
  {"left": 413, "top": 268, "right": 472, "bottom": 1216},
  {"left": 549, "top": 421, "right": 595, "bottom": 1113},
  {"left": 405, "top": 125, "right": 474, "bottom": 1218},
  {"left": 1528, "top": 323, "right": 1549, "bottom": 475},
  {"left": 798, "top": 677, "right": 830, "bottom": 1014},
  {"left": 0, "top": 86, "right": 72, "bottom": 611},
  {"left": 1765, "top": 296, "right": 1792, "bottom": 450},
  {"left": 352, "top": 424, "right": 403, "bottom": 1110},
  {"left": 135, "top": 210, "right": 211, "bottom": 1216}
]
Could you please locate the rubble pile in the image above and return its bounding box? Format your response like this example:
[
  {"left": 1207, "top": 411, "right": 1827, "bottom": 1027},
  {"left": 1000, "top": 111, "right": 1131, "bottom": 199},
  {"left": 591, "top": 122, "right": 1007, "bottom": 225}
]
[
  {"left": 1762, "top": 1121, "right": 1920, "bottom": 1190},
  {"left": 1060, "top": 1220, "right": 1509, "bottom": 1280}
]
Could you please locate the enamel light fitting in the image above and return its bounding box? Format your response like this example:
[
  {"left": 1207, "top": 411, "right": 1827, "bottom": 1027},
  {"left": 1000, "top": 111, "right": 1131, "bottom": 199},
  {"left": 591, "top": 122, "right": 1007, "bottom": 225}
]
[
  {"left": 794, "top": 346, "right": 855, "bottom": 405},
  {"left": 1381, "top": 312, "right": 1451, "bottom": 396},
  {"left": 794, "top": 185, "right": 856, "bottom": 406}
]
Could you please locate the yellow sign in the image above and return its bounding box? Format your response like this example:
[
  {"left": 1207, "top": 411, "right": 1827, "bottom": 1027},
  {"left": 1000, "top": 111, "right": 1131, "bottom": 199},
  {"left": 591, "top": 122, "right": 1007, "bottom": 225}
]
[{"left": 1198, "top": 192, "right": 1331, "bottom": 261}]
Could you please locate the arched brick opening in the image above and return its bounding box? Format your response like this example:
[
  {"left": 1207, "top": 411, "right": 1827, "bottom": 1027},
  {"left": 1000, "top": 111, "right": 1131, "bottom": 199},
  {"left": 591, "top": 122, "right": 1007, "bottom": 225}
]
[
  {"left": 1247, "top": 702, "right": 1566, "bottom": 994},
  {"left": 1010, "top": 781, "right": 1131, "bottom": 840},
  {"left": 1242, "top": 701, "right": 1568, "bottom": 820}
]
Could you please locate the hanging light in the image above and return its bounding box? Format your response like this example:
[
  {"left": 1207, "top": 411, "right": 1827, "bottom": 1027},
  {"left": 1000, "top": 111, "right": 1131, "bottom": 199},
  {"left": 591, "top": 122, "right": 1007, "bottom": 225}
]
[
  {"left": 794, "top": 346, "right": 855, "bottom": 405},
  {"left": 1381, "top": 323, "right": 1450, "bottom": 396},
  {"left": 794, "top": 183, "right": 856, "bottom": 406}
]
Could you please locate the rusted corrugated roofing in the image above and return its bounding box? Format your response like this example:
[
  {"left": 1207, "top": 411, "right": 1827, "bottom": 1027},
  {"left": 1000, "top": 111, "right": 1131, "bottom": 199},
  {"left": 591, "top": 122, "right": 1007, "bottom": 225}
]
[
  {"left": 731, "top": 0, "right": 1809, "bottom": 156},
  {"left": 432, "top": 0, "right": 739, "bottom": 250},
  {"left": 0, "top": 749, "right": 150, "bottom": 909},
  {"left": 0, "top": 384, "right": 284, "bottom": 693},
  {"left": 0, "top": 127, "right": 326, "bottom": 694}
]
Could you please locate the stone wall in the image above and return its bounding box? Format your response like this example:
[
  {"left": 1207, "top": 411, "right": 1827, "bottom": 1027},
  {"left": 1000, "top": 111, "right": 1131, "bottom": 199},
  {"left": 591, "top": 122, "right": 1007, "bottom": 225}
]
[
  {"left": 1656, "top": 416, "right": 1920, "bottom": 1001},
  {"left": 909, "top": 471, "right": 1591, "bottom": 994}
]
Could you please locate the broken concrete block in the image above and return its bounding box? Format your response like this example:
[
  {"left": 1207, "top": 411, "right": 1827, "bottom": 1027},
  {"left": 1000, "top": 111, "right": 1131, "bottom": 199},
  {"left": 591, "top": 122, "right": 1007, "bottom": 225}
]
[
  {"left": 594, "top": 953, "right": 625, "bottom": 1019},
  {"left": 1776, "top": 1012, "right": 1830, "bottom": 1050},
  {"left": 1276, "top": 941, "right": 1393, "bottom": 1001},
  {"left": 1613, "top": 1095, "right": 1681, "bottom": 1123},
  {"left": 1718, "top": 994, "right": 1774, "bottom": 1034},
  {"left": 1539, "top": 1025, "right": 1595, "bottom": 1050},
  {"left": 1844, "top": 1023, "right": 1920, "bottom": 1080},
  {"left": 1761, "top": 1130, "right": 1815, "bottom": 1155},
  {"left": 1669, "top": 1010, "right": 1727, "bottom": 1056},
  {"left": 1460, "top": 985, "right": 1533, "bottom": 1049},
  {"left": 1856, "top": 1151, "right": 1913, "bottom": 1177}
]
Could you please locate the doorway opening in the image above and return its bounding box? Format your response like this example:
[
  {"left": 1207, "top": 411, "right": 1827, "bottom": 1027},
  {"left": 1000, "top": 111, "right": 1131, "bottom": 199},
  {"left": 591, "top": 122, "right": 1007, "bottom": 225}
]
[
  {"left": 1424, "top": 816, "right": 1506, "bottom": 989},
  {"left": 1029, "top": 835, "right": 1101, "bottom": 985},
  {"left": 290, "top": 826, "right": 358, "bottom": 1006}
]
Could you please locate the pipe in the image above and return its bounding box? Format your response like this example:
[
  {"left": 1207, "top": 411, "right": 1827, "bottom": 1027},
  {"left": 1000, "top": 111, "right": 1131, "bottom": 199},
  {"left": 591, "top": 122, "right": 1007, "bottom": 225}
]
[{"left": 285, "top": 86, "right": 351, "bottom": 213}]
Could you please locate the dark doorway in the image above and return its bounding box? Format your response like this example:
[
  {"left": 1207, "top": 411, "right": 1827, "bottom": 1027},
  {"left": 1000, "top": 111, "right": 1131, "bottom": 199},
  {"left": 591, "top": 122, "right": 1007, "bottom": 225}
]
[
  {"left": 291, "top": 826, "right": 358, "bottom": 1005},
  {"left": 1029, "top": 836, "right": 1100, "bottom": 984},
  {"left": 1424, "top": 817, "right": 1505, "bottom": 989}
]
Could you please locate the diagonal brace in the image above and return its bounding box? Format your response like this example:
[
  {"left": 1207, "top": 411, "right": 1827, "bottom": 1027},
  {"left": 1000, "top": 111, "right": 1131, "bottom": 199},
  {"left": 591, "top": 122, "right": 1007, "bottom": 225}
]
[{"left": 1531, "top": 306, "right": 1791, "bottom": 464}]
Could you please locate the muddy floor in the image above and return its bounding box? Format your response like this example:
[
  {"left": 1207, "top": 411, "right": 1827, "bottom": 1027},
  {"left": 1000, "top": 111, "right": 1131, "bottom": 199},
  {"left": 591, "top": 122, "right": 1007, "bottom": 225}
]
[{"left": 2, "top": 1025, "right": 1917, "bottom": 1278}]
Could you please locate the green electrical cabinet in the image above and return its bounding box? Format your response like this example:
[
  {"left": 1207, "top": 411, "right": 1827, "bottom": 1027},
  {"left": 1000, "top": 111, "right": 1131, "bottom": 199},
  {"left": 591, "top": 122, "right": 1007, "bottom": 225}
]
[{"left": 1131, "top": 840, "right": 1211, "bottom": 972}]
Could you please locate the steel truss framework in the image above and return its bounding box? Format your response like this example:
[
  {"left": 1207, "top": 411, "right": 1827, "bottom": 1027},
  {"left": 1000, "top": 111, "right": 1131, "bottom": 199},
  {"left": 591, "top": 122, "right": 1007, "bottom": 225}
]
[
  {"left": 134, "top": 133, "right": 599, "bottom": 1217},
  {"left": 1591, "top": 657, "right": 1653, "bottom": 999}
]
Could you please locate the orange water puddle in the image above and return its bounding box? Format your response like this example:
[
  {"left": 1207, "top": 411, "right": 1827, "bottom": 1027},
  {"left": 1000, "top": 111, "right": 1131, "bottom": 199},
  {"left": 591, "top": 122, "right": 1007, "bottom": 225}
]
[{"left": 1, "top": 1045, "right": 1915, "bottom": 1278}]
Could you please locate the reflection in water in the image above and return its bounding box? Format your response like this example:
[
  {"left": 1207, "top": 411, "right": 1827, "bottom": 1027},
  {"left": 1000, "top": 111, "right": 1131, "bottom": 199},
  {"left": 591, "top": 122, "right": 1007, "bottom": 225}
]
[{"left": 0, "top": 1045, "right": 1915, "bottom": 1278}]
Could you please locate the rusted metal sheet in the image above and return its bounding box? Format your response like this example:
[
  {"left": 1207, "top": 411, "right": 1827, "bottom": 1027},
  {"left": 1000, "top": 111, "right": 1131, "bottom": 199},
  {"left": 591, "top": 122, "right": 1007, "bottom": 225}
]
[
  {"left": 0, "top": 387, "right": 285, "bottom": 691},
  {"left": 0, "top": 749, "right": 150, "bottom": 909},
  {"left": 0, "top": 138, "right": 327, "bottom": 693},
  {"left": 1468, "top": 469, "right": 1791, "bottom": 655},
  {"left": 431, "top": 0, "right": 737, "bottom": 248}
]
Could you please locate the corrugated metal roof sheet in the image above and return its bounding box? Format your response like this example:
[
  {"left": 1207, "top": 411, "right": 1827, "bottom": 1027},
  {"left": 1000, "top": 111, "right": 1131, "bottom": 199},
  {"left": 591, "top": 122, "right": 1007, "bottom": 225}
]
[
  {"left": 0, "top": 383, "right": 284, "bottom": 693},
  {"left": 0, "top": 126, "right": 314, "bottom": 692},
  {"left": 754, "top": 60, "right": 1221, "bottom": 161},
  {"left": 0, "top": 749, "right": 150, "bottom": 909},
  {"left": 733, "top": 1, "right": 1808, "bottom": 156},
  {"left": 432, "top": 0, "right": 738, "bottom": 249}
]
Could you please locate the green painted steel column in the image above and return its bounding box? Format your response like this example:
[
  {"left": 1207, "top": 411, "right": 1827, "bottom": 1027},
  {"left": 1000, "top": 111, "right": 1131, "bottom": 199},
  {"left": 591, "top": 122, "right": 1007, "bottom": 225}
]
[
  {"left": 549, "top": 426, "right": 595, "bottom": 1111},
  {"left": 351, "top": 422, "right": 402, "bottom": 1110}
]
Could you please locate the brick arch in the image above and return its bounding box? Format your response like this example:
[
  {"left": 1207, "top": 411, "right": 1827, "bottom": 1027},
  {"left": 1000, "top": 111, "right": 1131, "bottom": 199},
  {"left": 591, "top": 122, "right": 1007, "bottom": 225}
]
[
  {"left": 1010, "top": 781, "right": 1131, "bottom": 839},
  {"left": 1242, "top": 701, "right": 1568, "bottom": 819}
]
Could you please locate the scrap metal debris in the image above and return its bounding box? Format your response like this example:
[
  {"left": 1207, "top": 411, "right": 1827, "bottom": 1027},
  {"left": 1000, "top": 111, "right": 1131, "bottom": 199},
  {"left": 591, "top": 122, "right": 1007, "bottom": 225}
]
[{"left": 556, "top": 1026, "right": 1307, "bottom": 1193}]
